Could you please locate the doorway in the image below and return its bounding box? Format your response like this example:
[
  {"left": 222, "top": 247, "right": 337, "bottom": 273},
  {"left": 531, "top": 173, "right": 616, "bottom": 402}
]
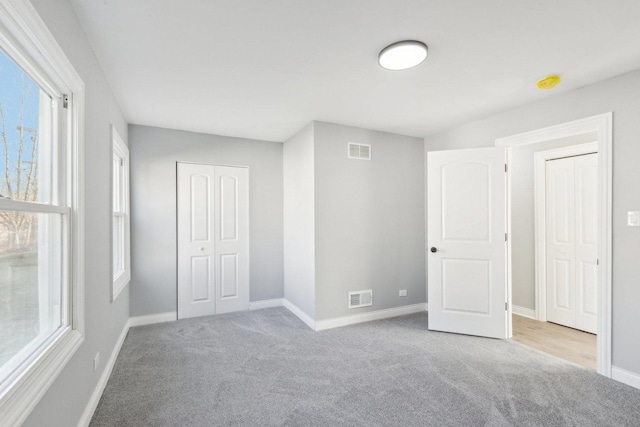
[
  {"left": 425, "top": 114, "right": 611, "bottom": 375},
  {"left": 507, "top": 137, "right": 598, "bottom": 369},
  {"left": 497, "top": 113, "right": 612, "bottom": 376},
  {"left": 176, "top": 162, "right": 250, "bottom": 319}
]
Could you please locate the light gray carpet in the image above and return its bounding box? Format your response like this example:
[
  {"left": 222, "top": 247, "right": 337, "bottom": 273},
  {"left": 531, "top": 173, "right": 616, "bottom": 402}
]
[{"left": 91, "top": 308, "right": 640, "bottom": 426}]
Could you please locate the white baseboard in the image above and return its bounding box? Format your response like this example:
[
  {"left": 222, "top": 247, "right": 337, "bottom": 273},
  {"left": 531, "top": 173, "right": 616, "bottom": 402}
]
[
  {"left": 612, "top": 366, "right": 640, "bottom": 390},
  {"left": 512, "top": 305, "right": 536, "bottom": 320},
  {"left": 129, "top": 311, "right": 177, "bottom": 327},
  {"left": 283, "top": 299, "right": 315, "bottom": 330},
  {"left": 314, "top": 303, "right": 428, "bottom": 331},
  {"left": 77, "top": 318, "right": 131, "bottom": 427},
  {"left": 249, "top": 298, "right": 284, "bottom": 310}
]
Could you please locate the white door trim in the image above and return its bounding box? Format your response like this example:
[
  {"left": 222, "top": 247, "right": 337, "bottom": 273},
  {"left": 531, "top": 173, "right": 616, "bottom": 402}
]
[
  {"left": 533, "top": 142, "right": 598, "bottom": 323},
  {"left": 496, "top": 112, "right": 613, "bottom": 378}
]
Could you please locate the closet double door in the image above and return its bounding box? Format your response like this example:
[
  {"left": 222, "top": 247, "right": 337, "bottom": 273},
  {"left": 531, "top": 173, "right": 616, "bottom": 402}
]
[
  {"left": 177, "top": 162, "right": 249, "bottom": 319},
  {"left": 545, "top": 153, "right": 597, "bottom": 334}
]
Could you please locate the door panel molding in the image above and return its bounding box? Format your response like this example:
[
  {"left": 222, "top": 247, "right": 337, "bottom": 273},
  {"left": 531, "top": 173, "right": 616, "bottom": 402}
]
[
  {"left": 220, "top": 175, "right": 238, "bottom": 241},
  {"left": 190, "top": 174, "right": 211, "bottom": 242},
  {"left": 441, "top": 258, "right": 492, "bottom": 315},
  {"left": 220, "top": 253, "right": 239, "bottom": 299},
  {"left": 190, "top": 256, "right": 212, "bottom": 302}
]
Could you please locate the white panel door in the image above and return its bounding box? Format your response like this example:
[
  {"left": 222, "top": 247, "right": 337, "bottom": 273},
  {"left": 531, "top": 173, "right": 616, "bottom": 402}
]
[
  {"left": 545, "top": 157, "right": 576, "bottom": 328},
  {"left": 177, "top": 163, "right": 249, "bottom": 319},
  {"left": 213, "top": 166, "right": 250, "bottom": 314},
  {"left": 574, "top": 154, "right": 598, "bottom": 333},
  {"left": 178, "top": 163, "right": 216, "bottom": 319},
  {"left": 427, "top": 147, "right": 507, "bottom": 339},
  {"left": 546, "top": 154, "right": 597, "bottom": 333}
]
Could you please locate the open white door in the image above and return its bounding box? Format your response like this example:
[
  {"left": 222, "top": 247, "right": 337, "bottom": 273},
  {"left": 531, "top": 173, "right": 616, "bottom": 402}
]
[
  {"left": 427, "top": 147, "right": 508, "bottom": 339},
  {"left": 177, "top": 163, "right": 249, "bottom": 319}
]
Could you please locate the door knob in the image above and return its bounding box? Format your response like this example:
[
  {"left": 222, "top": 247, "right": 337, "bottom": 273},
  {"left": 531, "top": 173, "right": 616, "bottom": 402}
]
[
  {"left": 199, "top": 247, "right": 205, "bottom": 251},
  {"left": 430, "top": 247, "right": 437, "bottom": 253}
]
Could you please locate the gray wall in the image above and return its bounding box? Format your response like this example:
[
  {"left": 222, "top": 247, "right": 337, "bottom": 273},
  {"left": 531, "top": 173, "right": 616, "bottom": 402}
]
[
  {"left": 511, "top": 132, "right": 597, "bottom": 310},
  {"left": 128, "top": 125, "right": 283, "bottom": 317},
  {"left": 24, "top": 1, "right": 130, "bottom": 426},
  {"left": 424, "top": 69, "right": 640, "bottom": 376},
  {"left": 283, "top": 123, "right": 316, "bottom": 318},
  {"left": 314, "top": 122, "right": 426, "bottom": 321}
]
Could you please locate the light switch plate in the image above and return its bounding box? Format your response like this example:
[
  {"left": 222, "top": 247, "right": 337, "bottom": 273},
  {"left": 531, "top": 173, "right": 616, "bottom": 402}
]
[
  {"left": 399, "top": 290, "right": 408, "bottom": 297},
  {"left": 628, "top": 211, "right": 640, "bottom": 227}
]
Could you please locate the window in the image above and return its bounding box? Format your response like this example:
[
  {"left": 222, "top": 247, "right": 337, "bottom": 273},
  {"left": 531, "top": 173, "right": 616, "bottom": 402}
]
[
  {"left": 112, "top": 127, "right": 130, "bottom": 299},
  {"left": 0, "top": 0, "right": 85, "bottom": 424}
]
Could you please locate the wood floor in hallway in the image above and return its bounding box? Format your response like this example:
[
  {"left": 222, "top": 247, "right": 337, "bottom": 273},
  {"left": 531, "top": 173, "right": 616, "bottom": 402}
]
[{"left": 511, "top": 314, "right": 597, "bottom": 370}]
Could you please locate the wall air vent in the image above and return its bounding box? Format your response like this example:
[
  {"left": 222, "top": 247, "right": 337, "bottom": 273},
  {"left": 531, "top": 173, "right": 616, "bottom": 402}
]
[
  {"left": 348, "top": 290, "right": 373, "bottom": 309},
  {"left": 347, "top": 142, "right": 371, "bottom": 160}
]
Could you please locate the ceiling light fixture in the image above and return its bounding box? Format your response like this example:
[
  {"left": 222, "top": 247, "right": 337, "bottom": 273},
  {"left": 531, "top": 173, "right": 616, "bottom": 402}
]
[{"left": 378, "top": 40, "right": 428, "bottom": 71}]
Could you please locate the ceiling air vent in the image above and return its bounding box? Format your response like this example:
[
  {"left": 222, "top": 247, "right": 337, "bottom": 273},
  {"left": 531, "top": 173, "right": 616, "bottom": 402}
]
[
  {"left": 347, "top": 142, "right": 371, "bottom": 160},
  {"left": 348, "top": 290, "right": 373, "bottom": 309}
]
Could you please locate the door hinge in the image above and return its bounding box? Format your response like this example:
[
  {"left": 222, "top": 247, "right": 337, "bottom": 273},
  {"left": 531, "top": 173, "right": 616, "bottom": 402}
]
[
  {"left": 505, "top": 233, "right": 507, "bottom": 242},
  {"left": 505, "top": 302, "right": 508, "bottom": 311},
  {"left": 505, "top": 164, "right": 507, "bottom": 173},
  {"left": 597, "top": 258, "right": 599, "bottom": 266},
  {"left": 63, "top": 95, "right": 69, "bottom": 109}
]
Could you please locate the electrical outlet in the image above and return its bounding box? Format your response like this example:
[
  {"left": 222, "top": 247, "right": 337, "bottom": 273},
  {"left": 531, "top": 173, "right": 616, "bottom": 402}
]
[
  {"left": 399, "top": 289, "right": 408, "bottom": 297},
  {"left": 93, "top": 352, "right": 100, "bottom": 371}
]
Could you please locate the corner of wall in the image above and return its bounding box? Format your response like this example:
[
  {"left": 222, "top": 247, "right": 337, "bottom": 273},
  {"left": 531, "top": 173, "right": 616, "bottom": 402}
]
[{"left": 283, "top": 121, "right": 316, "bottom": 321}]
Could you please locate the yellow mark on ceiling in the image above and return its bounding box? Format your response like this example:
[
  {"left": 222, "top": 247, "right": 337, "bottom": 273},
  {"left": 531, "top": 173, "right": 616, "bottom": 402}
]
[{"left": 537, "top": 74, "right": 561, "bottom": 90}]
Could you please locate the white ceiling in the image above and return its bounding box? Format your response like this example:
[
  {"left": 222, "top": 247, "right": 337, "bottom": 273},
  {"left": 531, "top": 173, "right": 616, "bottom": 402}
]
[{"left": 70, "top": 0, "right": 640, "bottom": 142}]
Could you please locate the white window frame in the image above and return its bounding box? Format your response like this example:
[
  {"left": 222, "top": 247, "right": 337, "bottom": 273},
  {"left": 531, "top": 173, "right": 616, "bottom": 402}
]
[
  {"left": 0, "top": 1, "right": 85, "bottom": 425},
  {"left": 112, "top": 126, "right": 130, "bottom": 300}
]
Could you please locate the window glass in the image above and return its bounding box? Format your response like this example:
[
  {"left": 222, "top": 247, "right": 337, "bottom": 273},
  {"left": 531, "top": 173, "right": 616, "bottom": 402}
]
[
  {"left": 0, "top": 212, "right": 62, "bottom": 378},
  {"left": 112, "top": 155, "right": 121, "bottom": 212},
  {"left": 0, "top": 49, "right": 53, "bottom": 204},
  {"left": 112, "top": 153, "right": 124, "bottom": 276},
  {"left": 113, "top": 214, "right": 123, "bottom": 274}
]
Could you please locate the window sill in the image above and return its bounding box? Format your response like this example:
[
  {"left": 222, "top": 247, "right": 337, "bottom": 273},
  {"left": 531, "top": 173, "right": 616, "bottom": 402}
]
[
  {"left": 112, "top": 270, "right": 131, "bottom": 302},
  {"left": 0, "top": 328, "right": 84, "bottom": 426}
]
